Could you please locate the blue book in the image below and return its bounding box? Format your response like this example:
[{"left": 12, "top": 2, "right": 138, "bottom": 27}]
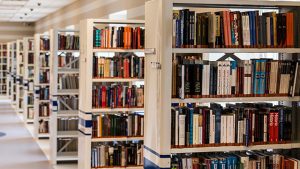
[
  {"left": 214, "top": 108, "right": 221, "bottom": 144},
  {"left": 232, "top": 156, "right": 238, "bottom": 169},
  {"left": 211, "top": 159, "right": 219, "bottom": 169},
  {"left": 248, "top": 12, "right": 253, "bottom": 46},
  {"left": 176, "top": 19, "right": 181, "bottom": 48},
  {"left": 260, "top": 60, "right": 267, "bottom": 94},
  {"left": 189, "top": 107, "right": 194, "bottom": 145},
  {"left": 253, "top": 12, "right": 257, "bottom": 46},
  {"left": 252, "top": 59, "right": 258, "bottom": 94},
  {"left": 218, "top": 158, "right": 227, "bottom": 169},
  {"left": 227, "top": 156, "right": 233, "bottom": 169}
]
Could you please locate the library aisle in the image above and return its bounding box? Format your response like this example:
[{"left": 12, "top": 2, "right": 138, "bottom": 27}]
[{"left": 0, "top": 101, "right": 76, "bottom": 169}]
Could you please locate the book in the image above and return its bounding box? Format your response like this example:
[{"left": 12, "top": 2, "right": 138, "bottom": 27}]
[
  {"left": 92, "top": 84, "right": 144, "bottom": 109},
  {"left": 92, "top": 113, "right": 144, "bottom": 138},
  {"left": 57, "top": 34, "right": 80, "bottom": 50},
  {"left": 173, "top": 9, "right": 299, "bottom": 48},
  {"left": 172, "top": 57, "right": 299, "bottom": 98},
  {"left": 91, "top": 142, "right": 144, "bottom": 167},
  {"left": 57, "top": 117, "right": 78, "bottom": 131},
  {"left": 58, "top": 52, "right": 79, "bottom": 68},
  {"left": 171, "top": 103, "right": 295, "bottom": 147},
  {"left": 93, "top": 54, "right": 144, "bottom": 79},
  {"left": 40, "top": 37, "right": 50, "bottom": 51},
  {"left": 93, "top": 26, "right": 145, "bottom": 49}
]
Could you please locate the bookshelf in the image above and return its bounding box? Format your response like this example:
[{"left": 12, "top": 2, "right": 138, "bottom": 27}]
[
  {"left": 78, "top": 19, "right": 145, "bottom": 169},
  {"left": 0, "top": 43, "right": 8, "bottom": 97},
  {"left": 6, "top": 42, "right": 12, "bottom": 101},
  {"left": 9, "top": 41, "right": 17, "bottom": 107},
  {"left": 16, "top": 40, "right": 24, "bottom": 113},
  {"left": 144, "top": 0, "right": 300, "bottom": 168},
  {"left": 23, "top": 37, "right": 35, "bottom": 124},
  {"left": 34, "top": 33, "right": 51, "bottom": 139},
  {"left": 49, "top": 29, "right": 80, "bottom": 164}
]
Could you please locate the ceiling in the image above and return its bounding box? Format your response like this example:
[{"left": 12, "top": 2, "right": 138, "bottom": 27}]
[{"left": 0, "top": 0, "right": 77, "bottom": 22}]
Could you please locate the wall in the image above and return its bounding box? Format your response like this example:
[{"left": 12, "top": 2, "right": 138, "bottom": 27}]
[
  {"left": 35, "top": 0, "right": 146, "bottom": 33},
  {"left": 0, "top": 22, "right": 34, "bottom": 43}
]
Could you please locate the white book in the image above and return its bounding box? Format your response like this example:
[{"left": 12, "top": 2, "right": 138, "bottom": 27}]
[
  {"left": 113, "top": 27, "right": 118, "bottom": 48},
  {"left": 193, "top": 114, "right": 199, "bottom": 144},
  {"left": 252, "top": 113, "right": 255, "bottom": 142},
  {"left": 217, "top": 61, "right": 222, "bottom": 95},
  {"left": 209, "top": 111, "right": 215, "bottom": 144},
  {"left": 246, "top": 14, "right": 251, "bottom": 46},
  {"left": 179, "top": 114, "right": 186, "bottom": 146},
  {"left": 247, "top": 60, "right": 252, "bottom": 95},
  {"left": 187, "top": 158, "right": 193, "bottom": 169},
  {"left": 202, "top": 63, "right": 207, "bottom": 95},
  {"left": 240, "top": 156, "right": 249, "bottom": 169},
  {"left": 221, "top": 115, "right": 227, "bottom": 143},
  {"left": 226, "top": 61, "right": 231, "bottom": 95},
  {"left": 226, "top": 115, "right": 233, "bottom": 143},
  {"left": 232, "top": 113, "right": 236, "bottom": 143},
  {"left": 199, "top": 126, "right": 203, "bottom": 144},
  {"left": 242, "top": 15, "right": 247, "bottom": 47},
  {"left": 182, "top": 158, "right": 187, "bottom": 169}
]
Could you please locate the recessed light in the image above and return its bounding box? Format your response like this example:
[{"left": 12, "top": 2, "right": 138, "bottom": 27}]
[
  {"left": 19, "top": 17, "right": 23, "bottom": 19},
  {"left": 30, "top": 8, "right": 33, "bottom": 11},
  {"left": 24, "top": 13, "right": 27, "bottom": 16}
]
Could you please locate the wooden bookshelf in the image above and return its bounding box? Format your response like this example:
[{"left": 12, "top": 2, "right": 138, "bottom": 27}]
[
  {"left": 22, "top": 37, "right": 35, "bottom": 124},
  {"left": 79, "top": 19, "right": 145, "bottom": 169},
  {"left": 49, "top": 29, "right": 80, "bottom": 164},
  {"left": 9, "top": 42, "right": 17, "bottom": 106},
  {"left": 144, "top": 0, "right": 300, "bottom": 168},
  {"left": 0, "top": 43, "right": 8, "bottom": 98},
  {"left": 34, "top": 33, "right": 51, "bottom": 139}
]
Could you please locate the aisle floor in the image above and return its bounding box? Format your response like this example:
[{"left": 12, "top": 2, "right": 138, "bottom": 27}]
[{"left": 0, "top": 101, "right": 77, "bottom": 169}]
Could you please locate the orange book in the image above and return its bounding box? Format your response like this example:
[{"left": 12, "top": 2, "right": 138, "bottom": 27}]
[
  {"left": 128, "top": 27, "right": 132, "bottom": 49},
  {"left": 137, "top": 27, "right": 141, "bottom": 49}
]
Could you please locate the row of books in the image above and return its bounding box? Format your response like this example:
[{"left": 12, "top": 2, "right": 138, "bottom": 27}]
[
  {"left": 57, "top": 34, "right": 79, "bottom": 50},
  {"left": 93, "top": 26, "right": 145, "bottom": 49},
  {"left": 92, "top": 113, "right": 144, "bottom": 138},
  {"left": 93, "top": 55, "right": 144, "bottom": 79},
  {"left": 171, "top": 103, "right": 298, "bottom": 147},
  {"left": 91, "top": 142, "right": 144, "bottom": 167},
  {"left": 27, "top": 94, "right": 34, "bottom": 105},
  {"left": 173, "top": 9, "right": 300, "bottom": 48},
  {"left": 28, "top": 40, "right": 34, "bottom": 51},
  {"left": 27, "top": 80, "right": 34, "bottom": 91},
  {"left": 172, "top": 57, "right": 300, "bottom": 98},
  {"left": 57, "top": 138, "right": 78, "bottom": 152},
  {"left": 92, "top": 84, "right": 144, "bottom": 108},
  {"left": 58, "top": 53, "right": 79, "bottom": 68},
  {"left": 39, "top": 70, "right": 50, "bottom": 84},
  {"left": 58, "top": 96, "right": 79, "bottom": 111},
  {"left": 39, "top": 87, "right": 49, "bottom": 100},
  {"left": 171, "top": 151, "right": 300, "bottom": 169},
  {"left": 38, "top": 119, "right": 49, "bottom": 133},
  {"left": 27, "top": 107, "right": 34, "bottom": 120},
  {"left": 40, "top": 38, "right": 50, "bottom": 51},
  {"left": 39, "top": 103, "right": 49, "bottom": 117},
  {"left": 57, "top": 117, "right": 78, "bottom": 131},
  {"left": 58, "top": 75, "right": 79, "bottom": 90},
  {"left": 27, "top": 53, "right": 34, "bottom": 64},
  {"left": 39, "top": 53, "right": 50, "bottom": 67}
]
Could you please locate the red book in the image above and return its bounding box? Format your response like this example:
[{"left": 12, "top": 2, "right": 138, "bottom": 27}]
[
  {"left": 101, "top": 86, "right": 106, "bottom": 107},
  {"left": 269, "top": 112, "right": 274, "bottom": 142},
  {"left": 118, "top": 85, "right": 122, "bottom": 107},
  {"left": 137, "top": 27, "right": 141, "bottom": 49},
  {"left": 124, "top": 58, "right": 129, "bottom": 78},
  {"left": 274, "top": 111, "right": 279, "bottom": 142}
]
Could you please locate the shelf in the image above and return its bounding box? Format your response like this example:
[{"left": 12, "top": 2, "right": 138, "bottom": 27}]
[
  {"left": 57, "top": 131, "right": 78, "bottom": 138},
  {"left": 38, "top": 133, "right": 50, "bottom": 138},
  {"left": 39, "top": 116, "right": 49, "bottom": 119},
  {"left": 38, "top": 100, "right": 50, "bottom": 103},
  {"left": 172, "top": 48, "right": 300, "bottom": 54},
  {"left": 58, "top": 68, "right": 79, "bottom": 74},
  {"left": 57, "top": 50, "right": 80, "bottom": 53},
  {"left": 93, "top": 48, "right": 145, "bottom": 53},
  {"left": 170, "top": 143, "right": 300, "bottom": 154},
  {"left": 57, "top": 110, "right": 78, "bottom": 117},
  {"left": 92, "top": 78, "right": 144, "bottom": 83},
  {"left": 172, "top": 0, "right": 300, "bottom": 7},
  {"left": 26, "top": 119, "right": 34, "bottom": 123},
  {"left": 172, "top": 96, "right": 300, "bottom": 103},
  {"left": 56, "top": 89, "right": 79, "bottom": 95},
  {"left": 92, "top": 136, "right": 144, "bottom": 142},
  {"left": 28, "top": 64, "right": 34, "bottom": 66},
  {"left": 91, "top": 107, "right": 144, "bottom": 113},
  {"left": 57, "top": 152, "right": 78, "bottom": 161}
]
